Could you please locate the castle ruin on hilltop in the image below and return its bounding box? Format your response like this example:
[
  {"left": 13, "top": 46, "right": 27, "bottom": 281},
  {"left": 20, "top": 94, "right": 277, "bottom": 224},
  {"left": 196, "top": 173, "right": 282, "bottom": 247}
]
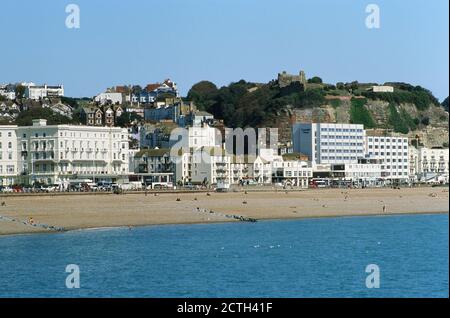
[{"left": 277, "top": 70, "right": 307, "bottom": 88}]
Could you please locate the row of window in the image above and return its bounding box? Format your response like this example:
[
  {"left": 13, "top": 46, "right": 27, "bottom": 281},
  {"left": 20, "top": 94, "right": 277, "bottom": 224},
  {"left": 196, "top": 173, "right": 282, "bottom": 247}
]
[
  {"left": 381, "top": 165, "right": 408, "bottom": 170},
  {"left": 320, "top": 128, "right": 364, "bottom": 133},
  {"left": 0, "top": 165, "right": 15, "bottom": 173},
  {"left": 321, "top": 156, "right": 360, "bottom": 161},
  {"left": 319, "top": 135, "right": 364, "bottom": 140},
  {"left": 0, "top": 132, "right": 13, "bottom": 138},
  {"left": 322, "top": 149, "right": 364, "bottom": 153},
  {"left": 368, "top": 137, "right": 407, "bottom": 143},
  {"left": 0, "top": 153, "right": 13, "bottom": 160},
  {"left": 0, "top": 142, "right": 13, "bottom": 149},
  {"left": 379, "top": 158, "right": 408, "bottom": 163},
  {"left": 369, "top": 152, "right": 408, "bottom": 157},
  {"left": 321, "top": 142, "right": 364, "bottom": 147},
  {"left": 369, "top": 145, "right": 408, "bottom": 149}
]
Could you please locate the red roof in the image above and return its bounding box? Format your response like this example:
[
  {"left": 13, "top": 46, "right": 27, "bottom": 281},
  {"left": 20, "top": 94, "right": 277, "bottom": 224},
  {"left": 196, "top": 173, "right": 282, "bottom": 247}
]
[{"left": 145, "top": 83, "right": 160, "bottom": 92}]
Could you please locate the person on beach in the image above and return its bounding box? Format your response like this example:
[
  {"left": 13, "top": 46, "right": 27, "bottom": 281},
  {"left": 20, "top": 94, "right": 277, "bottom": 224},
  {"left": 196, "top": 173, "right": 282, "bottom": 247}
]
[
  {"left": 383, "top": 205, "right": 387, "bottom": 213},
  {"left": 28, "top": 217, "right": 34, "bottom": 225}
]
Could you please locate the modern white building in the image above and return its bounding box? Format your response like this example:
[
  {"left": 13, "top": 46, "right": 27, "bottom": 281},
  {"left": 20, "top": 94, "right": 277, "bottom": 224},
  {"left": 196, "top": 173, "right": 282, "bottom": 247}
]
[
  {"left": 0, "top": 126, "right": 19, "bottom": 185},
  {"left": 15, "top": 119, "right": 130, "bottom": 185},
  {"left": 366, "top": 135, "right": 409, "bottom": 182},
  {"left": 292, "top": 123, "right": 366, "bottom": 164},
  {"left": 25, "top": 84, "right": 64, "bottom": 100}
]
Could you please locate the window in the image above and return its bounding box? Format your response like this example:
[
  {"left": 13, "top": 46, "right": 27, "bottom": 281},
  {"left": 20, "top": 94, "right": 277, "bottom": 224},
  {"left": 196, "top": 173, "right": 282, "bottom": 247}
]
[{"left": 8, "top": 132, "right": 12, "bottom": 137}]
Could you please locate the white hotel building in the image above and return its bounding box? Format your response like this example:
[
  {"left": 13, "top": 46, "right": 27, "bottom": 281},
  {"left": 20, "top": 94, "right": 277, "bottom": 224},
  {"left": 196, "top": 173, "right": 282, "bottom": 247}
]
[
  {"left": 365, "top": 136, "right": 409, "bottom": 182},
  {"left": 14, "top": 119, "right": 130, "bottom": 185},
  {"left": 292, "top": 123, "right": 366, "bottom": 164}
]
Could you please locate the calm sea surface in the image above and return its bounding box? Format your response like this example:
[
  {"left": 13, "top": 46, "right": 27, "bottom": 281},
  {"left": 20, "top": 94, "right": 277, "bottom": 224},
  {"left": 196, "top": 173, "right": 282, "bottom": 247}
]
[{"left": 0, "top": 213, "right": 448, "bottom": 297}]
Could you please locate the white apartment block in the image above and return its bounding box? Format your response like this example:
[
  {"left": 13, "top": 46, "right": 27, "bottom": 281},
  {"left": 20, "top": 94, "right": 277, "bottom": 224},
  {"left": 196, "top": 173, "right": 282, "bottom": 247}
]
[
  {"left": 409, "top": 146, "right": 449, "bottom": 183},
  {"left": 366, "top": 135, "right": 409, "bottom": 181},
  {"left": 0, "top": 126, "right": 18, "bottom": 185},
  {"left": 191, "top": 147, "right": 232, "bottom": 185},
  {"left": 25, "top": 84, "right": 64, "bottom": 100},
  {"left": 292, "top": 123, "right": 366, "bottom": 164},
  {"left": 15, "top": 119, "right": 130, "bottom": 185}
]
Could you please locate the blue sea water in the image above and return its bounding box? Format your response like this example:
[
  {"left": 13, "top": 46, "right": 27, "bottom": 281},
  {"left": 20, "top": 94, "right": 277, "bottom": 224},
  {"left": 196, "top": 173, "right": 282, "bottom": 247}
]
[{"left": 0, "top": 213, "right": 448, "bottom": 298}]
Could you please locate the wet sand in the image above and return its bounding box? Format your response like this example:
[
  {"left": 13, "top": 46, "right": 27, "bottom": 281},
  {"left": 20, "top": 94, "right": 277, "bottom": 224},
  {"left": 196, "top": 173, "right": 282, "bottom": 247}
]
[{"left": 0, "top": 187, "right": 448, "bottom": 236}]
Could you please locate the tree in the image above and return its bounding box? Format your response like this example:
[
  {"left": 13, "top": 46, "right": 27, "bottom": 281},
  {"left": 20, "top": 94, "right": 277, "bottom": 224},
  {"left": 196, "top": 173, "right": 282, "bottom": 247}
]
[
  {"left": 15, "top": 84, "right": 25, "bottom": 99},
  {"left": 116, "top": 111, "right": 143, "bottom": 127},
  {"left": 187, "top": 81, "right": 218, "bottom": 110},
  {"left": 15, "top": 107, "right": 77, "bottom": 126},
  {"left": 131, "top": 85, "right": 143, "bottom": 96},
  {"left": 307, "top": 76, "right": 323, "bottom": 84}
]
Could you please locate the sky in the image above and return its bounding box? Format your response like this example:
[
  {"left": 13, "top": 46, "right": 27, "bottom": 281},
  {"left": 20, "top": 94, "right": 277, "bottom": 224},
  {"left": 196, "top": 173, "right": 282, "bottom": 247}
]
[{"left": 0, "top": 0, "right": 448, "bottom": 101}]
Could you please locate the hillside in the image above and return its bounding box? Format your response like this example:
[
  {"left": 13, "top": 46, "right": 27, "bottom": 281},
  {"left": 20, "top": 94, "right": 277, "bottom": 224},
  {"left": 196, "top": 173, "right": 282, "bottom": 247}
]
[{"left": 187, "top": 77, "right": 449, "bottom": 148}]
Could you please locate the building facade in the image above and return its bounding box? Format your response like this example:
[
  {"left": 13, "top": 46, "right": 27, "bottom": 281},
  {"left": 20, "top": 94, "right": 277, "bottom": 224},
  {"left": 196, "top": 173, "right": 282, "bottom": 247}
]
[
  {"left": 409, "top": 146, "right": 449, "bottom": 183},
  {"left": 25, "top": 84, "right": 64, "bottom": 100},
  {"left": 292, "top": 123, "right": 366, "bottom": 164},
  {"left": 366, "top": 135, "right": 409, "bottom": 182},
  {"left": 0, "top": 126, "right": 18, "bottom": 185},
  {"left": 15, "top": 119, "right": 130, "bottom": 185}
]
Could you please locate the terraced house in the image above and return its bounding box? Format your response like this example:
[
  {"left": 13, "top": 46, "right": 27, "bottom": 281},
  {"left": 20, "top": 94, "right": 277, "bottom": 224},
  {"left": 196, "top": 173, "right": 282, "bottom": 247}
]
[{"left": 0, "top": 126, "right": 18, "bottom": 185}]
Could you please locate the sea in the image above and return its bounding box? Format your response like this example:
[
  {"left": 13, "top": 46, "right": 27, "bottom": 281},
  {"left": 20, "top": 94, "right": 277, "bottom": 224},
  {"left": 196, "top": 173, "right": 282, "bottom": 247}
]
[{"left": 0, "top": 213, "right": 448, "bottom": 298}]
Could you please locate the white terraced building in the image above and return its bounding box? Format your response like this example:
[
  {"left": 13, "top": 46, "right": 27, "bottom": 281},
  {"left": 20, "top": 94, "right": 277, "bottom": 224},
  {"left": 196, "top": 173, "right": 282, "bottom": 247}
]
[
  {"left": 409, "top": 146, "right": 449, "bottom": 183},
  {"left": 15, "top": 119, "right": 130, "bottom": 185},
  {"left": 272, "top": 157, "right": 312, "bottom": 188},
  {"left": 365, "top": 135, "right": 409, "bottom": 182},
  {"left": 0, "top": 126, "right": 19, "bottom": 186},
  {"left": 292, "top": 123, "right": 366, "bottom": 164}
]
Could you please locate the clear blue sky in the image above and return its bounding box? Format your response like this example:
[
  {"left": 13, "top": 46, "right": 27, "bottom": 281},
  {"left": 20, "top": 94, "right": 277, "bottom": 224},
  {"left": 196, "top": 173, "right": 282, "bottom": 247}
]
[{"left": 1, "top": 0, "right": 448, "bottom": 101}]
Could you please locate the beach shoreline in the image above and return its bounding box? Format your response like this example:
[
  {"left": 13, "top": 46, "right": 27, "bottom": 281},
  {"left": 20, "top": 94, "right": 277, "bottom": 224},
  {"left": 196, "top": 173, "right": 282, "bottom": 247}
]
[{"left": 0, "top": 187, "right": 448, "bottom": 236}]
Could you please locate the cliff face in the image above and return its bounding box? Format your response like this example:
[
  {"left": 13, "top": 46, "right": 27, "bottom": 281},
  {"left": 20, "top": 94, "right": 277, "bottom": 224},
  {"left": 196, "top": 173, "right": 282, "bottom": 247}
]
[{"left": 280, "top": 100, "right": 449, "bottom": 147}]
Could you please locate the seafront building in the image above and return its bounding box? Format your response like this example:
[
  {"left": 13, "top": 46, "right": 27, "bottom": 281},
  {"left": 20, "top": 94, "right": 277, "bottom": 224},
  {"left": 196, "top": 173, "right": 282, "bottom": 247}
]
[
  {"left": 292, "top": 123, "right": 366, "bottom": 164},
  {"left": 0, "top": 125, "right": 19, "bottom": 186},
  {"left": 131, "top": 148, "right": 174, "bottom": 188},
  {"left": 365, "top": 135, "right": 409, "bottom": 182},
  {"left": 13, "top": 119, "right": 130, "bottom": 186},
  {"left": 329, "top": 159, "right": 382, "bottom": 187},
  {"left": 409, "top": 146, "right": 449, "bottom": 183}
]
